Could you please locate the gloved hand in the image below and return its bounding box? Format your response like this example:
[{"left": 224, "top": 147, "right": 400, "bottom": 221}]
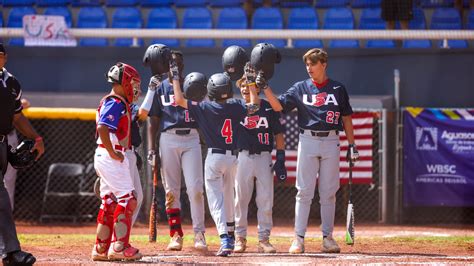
[
  {"left": 148, "top": 75, "right": 162, "bottom": 91},
  {"left": 256, "top": 71, "right": 268, "bottom": 90},
  {"left": 272, "top": 150, "right": 287, "bottom": 183},
  {"left": 244, "top": 62, "right": 256, "bottom": 83},
  {"left": 147, "top": 150, "right": 156, "bottom": 166},
  {"left": 346, "top": 144, "right": 360, "bottom": 163},
  {"left": 169, "top": 59, "right": 180, "bottom": 81}
]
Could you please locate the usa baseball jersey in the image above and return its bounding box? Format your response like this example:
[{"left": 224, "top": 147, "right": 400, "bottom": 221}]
[
  {"left": 96, "top": 97, "right": 131, "bottom": 148},
  {"left": 278, "top": 79, "right": 353, "bottom": 130},
  {"left": 149, "top": 79, "right": 198, "bottom": 131}
]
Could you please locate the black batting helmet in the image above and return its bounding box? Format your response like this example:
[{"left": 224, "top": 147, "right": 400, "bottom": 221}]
[
  {"left": 143, "top": 44, "right": 172, "bottom": 76},
  {"left": 250, "top": 43, "right": 282, "bottom": 80},
  {"left": 207, "top": 73, "right": 233, "bottom": 101},
  {"left": 184, "top": 72, "right": 207, "bottom": 102},
  {"left": 7, "top": 139, "right": 37, "bottom": 169},
  {"left": 222, "top": 45, "right": 248, "bottom": 81}
]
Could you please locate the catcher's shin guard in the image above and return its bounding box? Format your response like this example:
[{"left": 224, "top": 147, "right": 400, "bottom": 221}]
[
  {"left": 166, "top": 208, "right": 183, "bottom": 237},
  {"left": 111, "top": 193, "right": 137, "bottom": 252},
  {"left": 95, "top": 194, "right": 117, "bottom": 254}
]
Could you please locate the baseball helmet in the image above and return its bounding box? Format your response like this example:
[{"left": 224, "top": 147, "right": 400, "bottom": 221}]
[
  {"left": 143, "top": 44, "right": 172, "bottom": 75},
  {"left": 207, "top": 73, "right": 233, "bottom": 101},
  {"left": 107, "top": 62, "right": 141, "bottom": 103},
  {"left": 8, "top": 139, "right": 37, "bottom": 169},
  {"left": 222, "top": 45, "right": 248, "bottom": 81},
  {"left": 250, "top": 43, "right": 282, "bottom": 80},
  {"left": 184, "top": 72, "right": 207, "bottom": 102}
]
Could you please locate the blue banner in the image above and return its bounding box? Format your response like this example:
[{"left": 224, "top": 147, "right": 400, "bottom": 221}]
[{"left": 403, "top": 108, "right": 474, "bottom": 207}]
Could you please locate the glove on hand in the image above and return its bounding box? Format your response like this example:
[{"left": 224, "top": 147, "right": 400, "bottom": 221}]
[
  {"left": 272, "top": 150, "right": 287, "bottom": 183},
  {"left": 147, "top": 150, "right": 156, "bottom": 167},
  {"left": 346, "top": 144, "right": 360, "bottom": 163},
  {"left": 244, "top": 62, "right": 256, "bottom": 83},
  {"left": 256, "top": 71, "right": 268, "bottom": 90},
  {"left": 148, "top": 75, "right": 162, "bottom": 91},
  {"left": 169, "top": 59, "right": 180, "bottom": 81}
]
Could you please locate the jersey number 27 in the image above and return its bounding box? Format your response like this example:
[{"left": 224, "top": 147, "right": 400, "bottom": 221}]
[{"left": 221, "top": 119, "right": 233, "bottom": 144}]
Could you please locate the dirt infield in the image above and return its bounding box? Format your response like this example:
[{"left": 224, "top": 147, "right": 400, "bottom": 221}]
[{"left": 16, "top": 223, "right": 474, "bottom": 265}]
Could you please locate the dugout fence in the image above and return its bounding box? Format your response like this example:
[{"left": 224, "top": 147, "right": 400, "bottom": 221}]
[{"left": 12, "top": 107, "right": 385, "bottom": 225}]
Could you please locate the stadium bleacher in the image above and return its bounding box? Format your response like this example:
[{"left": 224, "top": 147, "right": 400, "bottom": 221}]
[{"left": 0, "top": 0, "right": 472, "bottom": 48}]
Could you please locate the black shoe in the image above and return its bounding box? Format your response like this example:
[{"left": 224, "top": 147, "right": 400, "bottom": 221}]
[{"left": 2, "top": 250, "right": 36, "bottom": 266}]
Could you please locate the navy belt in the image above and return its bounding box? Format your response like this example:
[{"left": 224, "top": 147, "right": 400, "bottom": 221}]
[
  {"left": 0, "top": 135, "right": 6, "bottom": 143},
  {"left": 299, "top": 129, "right": 339, "bottom": 137},
  {"left": 211, "top": 148, "right": 238, "bottom": 156},
  {"left": 175, "top": 129, "right": 191, "bottom": 135}
]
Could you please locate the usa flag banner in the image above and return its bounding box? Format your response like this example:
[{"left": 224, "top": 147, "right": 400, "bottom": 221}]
[{"left": 273, "top": 111, "right": 377, "bottom": 185}]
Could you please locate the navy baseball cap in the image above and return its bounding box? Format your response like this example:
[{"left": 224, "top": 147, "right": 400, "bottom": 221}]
[{"left": 0, "top": 43, "right": 5, "bottom": 54}]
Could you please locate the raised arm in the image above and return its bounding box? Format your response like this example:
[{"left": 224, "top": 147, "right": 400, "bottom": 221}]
[
  {"left": 170, "top": 60, "right": 187, "bottom": 109},
  {"left": 256, "top": 71, "right": 283, "bottom": 112}
]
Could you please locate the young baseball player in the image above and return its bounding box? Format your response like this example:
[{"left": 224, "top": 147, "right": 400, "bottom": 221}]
[
  {"left": 261, "top": 48, "right": 359, "bottom": 254},
  {"left": 128, "top": 103, "right": 144, "bottom": 226},
  {"left": 233, "top": 75, "right": 287, "bottom": 254},
  {"left": 92, "top": 62, "right": 142, "bottom": 261},
  {"left": 170, "top": 59, "right": 259, "bottom": 256},
  {"left": 145, "top": 51, "right": 208, "bottom": 251}
]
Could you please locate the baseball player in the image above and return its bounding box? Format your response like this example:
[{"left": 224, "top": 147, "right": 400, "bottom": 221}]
[
  {"left": 129, "top": 103, "right": 144, "bottom": 226},
  {"left": 145, "top": 51, "right": 208, "bottom": 252},
  {"left": 171, "top": 57, "right": 259, "bottom": 256},
  {"left": 261, "top": 48, "right": 359, "bottom": 253},
  {"left": 233, "top": 73, "right": 287, "bottom": 254},
  {"left": 92, "top": 62, "right": 142, "bottom": 261}
]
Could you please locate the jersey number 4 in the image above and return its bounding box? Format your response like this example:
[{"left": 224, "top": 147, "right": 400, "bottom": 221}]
[
  {"left": 221, "top": 119, "right": 233, "bottom": 144},
  {"left": 326, "top": 111, "right": 340, "bottom": 124}
]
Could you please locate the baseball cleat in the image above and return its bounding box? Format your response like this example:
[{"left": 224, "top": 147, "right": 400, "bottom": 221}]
[
  {"left": 321, "top": 236, "right": 341, "bottom": 253},
  {"left": 289, "top": 236, "right": 304, "bottom": 254},
  {"left": 233, "top": 237, "right": 247, "bottom": 253},
  {"left": 216, "top": 235, "right": 233, "bottom": 256},
  {"left": 91, "top": 244, "right": 109, "bottom": 261},
  {"left": 257, "top": 239, "right": 276, "bottom": 253},
  {"left": 167, "top": 232, "right": 184, "bottom": 251},
  {"left": 194, "top": 232, "right": 208, "bottom": 251},
  {"left": 107, "top": 244, "right": 142, "bottom": 261}
]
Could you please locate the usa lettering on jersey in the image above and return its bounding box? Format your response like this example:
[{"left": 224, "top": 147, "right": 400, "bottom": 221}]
[
  {"left": 303, "top": 92, "right": 339, "bottom": 107},
  {"left": 160, "top": 94, "right": 178, "bottom": 107},
  {"left": 240, "top": 115, "right": 269, "bottom": 129}
]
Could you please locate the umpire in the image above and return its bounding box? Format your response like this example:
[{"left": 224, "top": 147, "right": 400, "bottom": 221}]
[{"left": 0, "top": 43, "right": 45, "bottom": 265}]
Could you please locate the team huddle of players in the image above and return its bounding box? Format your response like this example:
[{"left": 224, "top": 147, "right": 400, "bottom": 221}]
[{"left": 92, "top": 43, "right": 358, "bottom": 261}]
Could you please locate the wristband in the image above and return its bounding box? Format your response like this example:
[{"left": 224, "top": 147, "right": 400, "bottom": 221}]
[{"left": 140, "top": 89, "right": 155, "bottom": 112}]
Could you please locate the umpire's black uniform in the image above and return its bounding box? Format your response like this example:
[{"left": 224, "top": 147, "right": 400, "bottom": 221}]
[{"left": 0, "top": 43, "right": 36, "bottom": 265}]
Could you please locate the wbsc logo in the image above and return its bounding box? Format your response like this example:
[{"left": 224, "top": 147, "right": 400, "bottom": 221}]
[{"left": 416, "top": 127, "right": 438, "bottom": 150}]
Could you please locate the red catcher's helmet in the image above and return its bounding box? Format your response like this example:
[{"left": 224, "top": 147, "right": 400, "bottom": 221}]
[{"left": 107, "top": 62, "right": 141, "bottom": 103}]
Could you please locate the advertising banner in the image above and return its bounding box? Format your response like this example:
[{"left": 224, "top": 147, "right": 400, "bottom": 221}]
[
  {"left": 23, "top": 15, "right": 77, "bottom": 47},
  {"left": 403, "top": 107, "right": 474, "bottom": 206}
]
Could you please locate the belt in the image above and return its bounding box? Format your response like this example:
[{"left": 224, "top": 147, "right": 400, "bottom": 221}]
[
  {"left": 210, "top": 148, "right": 238, "bottom": 156},
  {"left": 98, "top": 144, "right": 127, "bottom": 152},
  {"left": 0, "top": 135, "right": 5, "bottom": 143},
  {"left": 167, "top": 129, "right": 192, "bottom": 135},
  {"left": 299, "top": 129, "right": 339, "bottom": 137},
  {"left": 240, "top": 149, "right": 270, "bottom": 155}
]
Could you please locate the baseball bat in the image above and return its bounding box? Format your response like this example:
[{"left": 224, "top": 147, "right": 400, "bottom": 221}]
[
  {"left": 149, "top": 161, "right": 160, "bottom": 242},
  {"left": 345, "top": 158, "right": 355, "bottom": 245}
]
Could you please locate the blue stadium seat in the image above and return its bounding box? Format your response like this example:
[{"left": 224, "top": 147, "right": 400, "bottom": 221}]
[
  {"left": 253, "top": 0, "right": 279, "bottom": 6},
  {"left": 280, "top": 0, "right": 313, "bottom": 7},
  {"left": 140, "top": 0, "right": 173, "bottom": 6},
  {"left": 431, "top": 8, "right": 468, "bottom": 48},
  {"left": 112, "top": 7, "right": 143, "bottom": 47},
  {"left": 44, "top": 7, "right": 73, "bottom": 27},
  {"left": 252, "top": 7, "right": 286, "bottom": 48},
  {"left": 403, "top": 8, "right": 431, "bottom": 48},
  {"left": 77, "top": 7, "right": 108, "bottom": 46},
  {"left": 106, "top": 0, "right": 138, "bottom": 6},
  {"left": 175, "top": 0, "right": 207, "bottom": 7},
  {"left": 182, "top": 7, "right": 215, "bottom": 47},
  {"left": 315, "top": 0, "right": 349, "bottom": 8},
  {"left": 71, "top": 0, "right": 100, "bottom": 6},
  {"left": 287, "top": 7, "right": 323, "bottom": 48},
  {"left": 323, "top": 7, "right": 359, "bottom": 48},
  {"left": 351, "top": 0, "right": 381, "bottom": 8},
  {"left": 359, "top": 7, "right": 395, "bottom": 48},
  {"left": 7, "top": 7, "right": 36, "bottom": 46},
  {"left": 209, "top": 0, "right": 242, "bottom": 7},
  {"left": 148, "top": 7, "right": 179, "bottom": 47},
  {"left": 37, "top": 0, "right": 70, "bottom": 6},
  {"left": 467, "top": 9, "right": 474, "bottom": 29},
  {"left": 217, "top": 7, "right": 250, "bottom": 47},
  {"left": 3, "top": 0, "right": 34, "bottom": 6},
  {"left": 421, "top": 0, "right": 454, "bottom": 7}
]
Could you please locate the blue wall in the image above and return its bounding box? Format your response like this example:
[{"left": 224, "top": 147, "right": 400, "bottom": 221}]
[{"left": 5, "top": 47, "right": 474, "bottom": 108}]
